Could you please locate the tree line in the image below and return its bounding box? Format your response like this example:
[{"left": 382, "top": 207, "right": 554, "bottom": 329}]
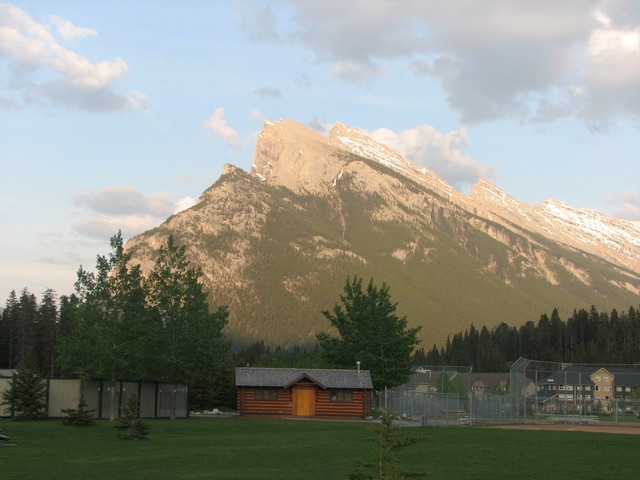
[
  {"left": 2, "top": 237, "right": 420, "bottom": 416},
  {"left": 415, "top": 305, "right": 640, "bottom": 372},
  {"left": 2, "top": 232, "right": 229, "bottom": 419}
]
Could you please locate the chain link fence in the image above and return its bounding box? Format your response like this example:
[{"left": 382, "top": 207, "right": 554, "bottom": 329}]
[{"left": 375, "top": 358, "right": 640, "bottom": 427}]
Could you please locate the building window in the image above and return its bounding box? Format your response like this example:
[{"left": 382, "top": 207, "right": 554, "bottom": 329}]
[
  {"left": 330, "top": 391, "right": 353, "bottom": 402},
  {"left": 255, "top": 389, "right": 278, "bottom": 401},
  {"left": 566, "top": 385, "right": 573, "bottom": 391},
  {"left": 604, "top": 386, "right": 612, "bottom": 392},
  {"left": 616, "top": 387, "right": 622, "bottom": 392},
  {"left": 595, "top": 376, "right": 601, "bottom": 382},
  {"left": 603, "top": 376, "right": 609, "bottom": 382}
]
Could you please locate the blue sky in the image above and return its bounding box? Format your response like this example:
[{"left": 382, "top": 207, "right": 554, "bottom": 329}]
[{"left": 1, "top": 0, "right": 639, "bottom": 301}]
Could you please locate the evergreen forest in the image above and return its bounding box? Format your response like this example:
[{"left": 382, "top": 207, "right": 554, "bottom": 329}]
[{"left": 415, "top": 306, "right": 640, "bottom": 372}]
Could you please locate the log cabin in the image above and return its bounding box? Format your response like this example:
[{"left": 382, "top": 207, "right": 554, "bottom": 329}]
[{"left": 235, "top": 367, "right": 373, "bottom": 420}]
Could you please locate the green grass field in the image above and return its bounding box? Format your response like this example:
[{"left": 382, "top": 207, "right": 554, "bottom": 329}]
[{"left": 1, "top": 417, "right": 639, "bottom": 479}]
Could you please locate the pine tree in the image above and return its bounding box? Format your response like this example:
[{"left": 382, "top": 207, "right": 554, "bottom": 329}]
[
  {"left": 1, "top": 359, "right": 47, "bottom": 420},
  {"left": 61, "top": 392, "right": 96, "bottom": 426},
  {"left": 114, "top": 394, "right": 150, "bottom": 440},
  {"left": 35, "top": 289, "right": 58, "bottom": 376},
  {"left": 349, "top": 410, "right": 428, "bottom": 480}
]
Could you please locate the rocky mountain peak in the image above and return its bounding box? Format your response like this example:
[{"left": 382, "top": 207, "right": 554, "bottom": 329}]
[
  {"left": 250, "top": 119, "right": 346, "bottom": 194},
  {"left": 126, "top": 118, "right": 640, "bottom": 348}
]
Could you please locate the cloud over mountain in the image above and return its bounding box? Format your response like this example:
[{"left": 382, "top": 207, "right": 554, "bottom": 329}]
[
  {"left": 242, "top": 0, "right": 640, "bottom": 127},
  {"left": 367, "top": 124, "right": 494, "bottom": 189},
  {"left": 71, "top": 186, "right": 195, "bottom": 239},
  {"left": 203, "top": 107, "right": 241, "bottom": 147}
]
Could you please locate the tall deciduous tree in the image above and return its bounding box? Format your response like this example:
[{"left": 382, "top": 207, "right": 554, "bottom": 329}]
[
  {"left": 57, "top": 231, "right": 148, "bottom": 421},
  {"left": 317, "top": 276, "right": 421, "bottom": 391},
  {"left": 145, "top": 236, "right": 229, "bottom": 419}
]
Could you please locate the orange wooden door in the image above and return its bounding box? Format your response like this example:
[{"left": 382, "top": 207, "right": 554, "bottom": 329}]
[{"left": 292, "top": 387, "right": 316, "bottom": 416}]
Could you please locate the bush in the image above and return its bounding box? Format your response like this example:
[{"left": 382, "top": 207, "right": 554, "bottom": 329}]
[
  {"left": 61, "top": 394, "right": 96, "bottom": 427},
  {"left": 114, "top": 394, "right": 150, "bottom": 440}
]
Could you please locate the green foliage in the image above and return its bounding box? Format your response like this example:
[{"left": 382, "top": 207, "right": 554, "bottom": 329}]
[
  {"left": 56, "top": 233, "right": 230, "bottom": 420},
  {"left": 61, "top": 394, "right": 96, "bottom": 426},
  {"left": 114, "top": 394, "right": 150, "bottom": 440},
  {"left": 0, "top": 288, "right": 60, "bottom": 376},
  {"left": 1, "top": 359, "right": 47, "bottom": 420},
  {"left": 439, "top": 375, "right": 467, "bottom": 396},
  {"left": 435, "top": 305, "right": 640, "bottom": 370},
  {"left": 146, "top": 235, "right": 230, "bottom": 418},
  {"left": 349, "top": 410, "right": 428, "bottom": 480},
  {"left": 189, "top": 362, "right": 237, "bottom": 411},
  {"left": 56, "top": 231, "right": 149, "bottom": 420},
  {"left": 317, "top": 276, "right": 421, "bottom": 391}
]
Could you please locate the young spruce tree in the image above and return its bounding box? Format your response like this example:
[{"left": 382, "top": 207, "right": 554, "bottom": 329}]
[{"left": 1, "top": 359, "right": 47, "bottom": 420}]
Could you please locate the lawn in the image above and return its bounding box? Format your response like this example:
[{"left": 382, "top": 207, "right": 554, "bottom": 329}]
[{"left": 1, "top": 417, "right": 639, "bottom": 479}]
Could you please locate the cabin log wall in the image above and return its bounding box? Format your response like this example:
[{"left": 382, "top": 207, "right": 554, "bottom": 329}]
[
  {"left": 237, "top": 388, "right": 293, "bottom": 417},
  {"left": 237, "top": 386, "right": 371, "bottom": 420}
]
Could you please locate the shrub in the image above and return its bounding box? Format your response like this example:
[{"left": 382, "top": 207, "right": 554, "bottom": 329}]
[{"left": 114, "top": 394, "right": 150, "bottom": 440}]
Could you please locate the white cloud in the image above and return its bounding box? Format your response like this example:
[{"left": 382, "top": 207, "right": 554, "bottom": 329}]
[
  {"left": 49, "top": 15, "right": 97, "bottom": 42},
  {"left": 72, "top": 214, "right": 162, "bottom": 240},
  {"left": 203, "top": 107, "right": 241, "bottom": 147},
  {"left": 71, "top": 187, "right": 196, "bottom": 239},
  {"left": 606, "top": 190, "right": 640, "bottom": 221},
  {"left": 0, "top": 2, "right": 140, "bottom": 111},
  {"left": 71, "top": 186, "right": 178, "bottom": 216},
  {"left": 367, "top": 124, "right": 494, "bottom": 188},
  {"left": 174, "top": 196, "right": 196, "bottom": 213},
  {"left": 328, "top": 61, "right": 385, "bottom": 84},
  {"left": 254, "top": 87, "right": 282, "bottom": 98},
  {"left": 244, "top": 0, "right": 640, "bottom": 126},
  {"left": 249, "top": 109, "right": 265, "bottom": 123}
]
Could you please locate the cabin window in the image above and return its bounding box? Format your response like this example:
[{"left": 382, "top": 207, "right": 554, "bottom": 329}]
[
  {"left": 255, "top": 389, "right": 278, "bottom": 401},
  {"left": 330, "top": 391, "right": 353, "bottom": 402}
]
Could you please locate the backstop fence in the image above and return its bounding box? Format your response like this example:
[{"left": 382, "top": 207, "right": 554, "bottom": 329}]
[{"left": 374, "top": 358, "right": 640, "bottom": 426}]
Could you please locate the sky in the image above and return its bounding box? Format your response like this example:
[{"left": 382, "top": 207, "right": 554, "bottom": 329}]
[{"left": 1, "top": 0, "right": 639, "bottom": 302}]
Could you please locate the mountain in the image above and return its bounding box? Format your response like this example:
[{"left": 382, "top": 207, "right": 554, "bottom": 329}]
[{"left": 125, "top": 119, "right": 640, "bottom": 348}]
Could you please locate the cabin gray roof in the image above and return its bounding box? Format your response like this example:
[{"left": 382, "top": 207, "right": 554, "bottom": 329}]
[{"left": 235, "top": 368, "right": 373, "bottom": 390}]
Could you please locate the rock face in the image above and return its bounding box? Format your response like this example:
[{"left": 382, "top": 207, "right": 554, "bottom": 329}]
[
  {"left": 126, "top": 119, "right": 640, "bottom": 348},
  {"left": 468, "top": 179, "right": 640, "bottom": 276}
]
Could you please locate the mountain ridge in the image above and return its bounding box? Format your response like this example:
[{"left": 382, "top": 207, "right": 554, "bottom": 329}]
[{"left": 126, "top": 119, "right": 640, "bottom": 348}]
